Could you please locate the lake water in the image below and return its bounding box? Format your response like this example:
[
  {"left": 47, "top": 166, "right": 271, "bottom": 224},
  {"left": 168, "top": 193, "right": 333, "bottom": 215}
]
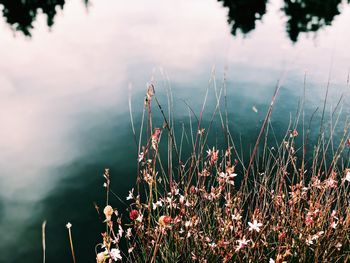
[{"left": 0, "top": 0, "right": 350, "bottom": 261}]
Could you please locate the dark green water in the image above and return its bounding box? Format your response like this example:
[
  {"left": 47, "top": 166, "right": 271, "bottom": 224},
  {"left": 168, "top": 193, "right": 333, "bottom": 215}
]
[{"left": 0, "top": 0, "right": 350, "bottom": 262}]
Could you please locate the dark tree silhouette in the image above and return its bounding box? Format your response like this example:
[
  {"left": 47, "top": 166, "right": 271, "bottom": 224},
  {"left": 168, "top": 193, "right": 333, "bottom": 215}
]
[
  {"left": 217, "top": 0, "right": 268, "bottom": 35},
  {"left": 0, "top": 0, "right": 88, "bottom": 36},
  {"left": 219, "top": 0, "right": 348, "bottom": 42},
  {"left": 0, "top": 0, "right": 348, "bottom": 41},
  {"left": 283, "top": 0, "right": 343, "bottom": 42}
]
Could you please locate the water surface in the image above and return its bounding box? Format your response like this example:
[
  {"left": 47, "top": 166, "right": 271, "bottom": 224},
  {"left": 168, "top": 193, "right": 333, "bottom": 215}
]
[{"left": 0, "top": 0, "right": 349, "bottom": 261}]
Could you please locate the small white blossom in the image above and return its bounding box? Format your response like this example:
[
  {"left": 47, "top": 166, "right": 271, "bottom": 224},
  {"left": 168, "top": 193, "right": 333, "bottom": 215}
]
[
  {"left": 118, "top": 225, "right": 123, "bottom": 237},
  {"left": 126, "top": 228, "right": 132, "bottom": 239},
  {"left": 236, "top": 237, "right": 250, "bottom": 251},
  {"left": 66, "top": 222, "right": 72, "bottom": 229},
  {"left": 232, "top": 214, "right": 242, "bottom": 221},
  {"left": 126, "top": 188, "right": 134, "bottom": 200},
  {"left": 345, "top": 171, "right": 350, "bottom": 182},
  {"left": 152, "top": 200, "right": 163, "bottom": 210},
  {"left": 336, "top": 242, "right": 342, "bottom": 250},
  {"left": 185, "top": 221, "right": 192, "bottom": 228},
  {"left": 331, "top": 221, "right": 338, "bottom": 229},
  {"left": 209, "top": 242, "right": 216, "bottom": 249},
  {"left": 136, "top": 214, "right": 143, "bottom": 222},
  {"left": 269, "top": 259, "right": 275, "bottom": 263},
  {"left": 110, "top": 248, "right": 122, "bottom": 261},
  {"left": 248, "top": 220, "right": 263, "bottom": 232},
  {"left": 138, "top": 152, "right": 144, "bottom": 163}
]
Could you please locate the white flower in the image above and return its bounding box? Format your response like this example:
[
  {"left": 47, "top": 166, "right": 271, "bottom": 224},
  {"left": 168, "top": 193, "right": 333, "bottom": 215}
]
[
  {"left": 103, "top": 183, "right": 107, "bottom": 188},
  {"left": 336, "top": 242, "right": 342, "bottom": 250},
  {"left": 66, "top": 222, "right": 72, "bottom": 229},
  {"left": 345, "top": 171, "right": 350, "bottom": 182},
  {"left": 152, "top": 200, "right": 163, "bottom": 210},
  {"left": 126, "top": 228, "right": 132, "bottom": 239},
  {"left": 209, "top": 242, "right": 216, "bottom": 249},
  {"left": 232, "top": 214, "right": 242, "bottom": 221},
  {"left": 136, "top": 214, "right": 143, "bottom": 222},
  {"left": 126, "top": 188, "right": 134, "bottom": 200},
  {"left": 138, "top": 152, "right": 144, "bottom": 163},
  {"left": 179, "top": 195, "right": 185, "bottom": 204},
  {"left": 269, "top": 259, "right": 275, "bottom": 263},
  {"left": 185, "top": 221, "right": 192, "bottom": 228},
  {"left": 128, "top": 246, "right": 134, "bottom": 253},
  {"left": 206, "top": 148, "right": 212, "bottom": 157},
  {"left": 331, "top": 221, "right": 338, "bottom": 229},
  {"left": 236, "top": 237, "right": 250, "bottom": 251},
  {"left": 219, "top": 172, "right": 237, "bottom": 185},
  {"left": 118, "top": 225, "right": 123, "bottom": 237},
  {"left": 248, "top": 220, "right": 263, "bottom": 232},
  {"left": 110, "top": 248, "right": 122, "bottom": 261},
  {"left": 306, "top": 238, "right": 313, "bottom": 246}
]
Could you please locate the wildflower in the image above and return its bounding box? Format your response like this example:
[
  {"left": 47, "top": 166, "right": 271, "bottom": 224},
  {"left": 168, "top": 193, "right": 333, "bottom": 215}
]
[
  {"left": 96, "top": 250, "right": 108, "bottom": 263},
  {"left": 345, "top": 169, "right": 350, "bottom": 182},
  {"left": 185, "top": 221, "right": 192, "bottom": 228},
  {"left": 66, "top": 222, "right": 72, "bottom": 229},
  {"left": 336, "top": 242, "right": 342, "bottom": 250},
  {"left": 198, "top": 128, "right": 205, "bottom": 135},
  {"left": 207, "top": 147, "right": 219, "bottom": 164},
  {"left": 110, "top": 248, "right": 122, "bottom": 261},
  {"left": 179, "top": 195, "right": 185, "bottom": 204},
  {"left": 219, "top": 172, "right": 237, "bottom": 185},
  {"left": 209, "top": 242, "right": 216, "bottom": 249},
  {"left": 126, "top": 228, "right": 132, "bottom": 239},
  {"left": 152, "top": 200, "right": 163, "bottom": 210},
  {"left": 269, "top": 259, "right": 275, "bottom": 263},
  {"left": 158, "top": 215, "right": 172, "bottom": 227},
  {"left": 325, "top": 178, "right": 337, "bottom": 188},
  {"left": 103, "top": 205, "right": 114, "bottom": 222},
  {"left": 291, "top": 129, "right": 298, "bottom": 137},
  {"left": 151, "top": 128, "right": 161, "bottom": 150},
  {"left": 126, "top": 188, "right": 134, "bottom": 200},
  {"left": 138, "top": 152, "right": 144, "bottom": 163},
  {"left": 232, "top": 214, "right": 242, "bottom": 221},
  {"left": 305, "top": 214, "right": 313, "bottom": 225},
  {"left": 118, "top": 225, "right": 123, "bottom": 237},
  {"left": 136, "top": 214, "right": 143, "bottom": 222},
  {"left": 129, "top": 210, "right": 139, "bottom": 220},
  {"left": 103, "top": 183, "right": 107, "bottom": 188},
  {"left": 331, "top": 221, "right": 338, "bottom": 229},
  {"left": 236, "top": 237, "right": 250, "bottom": 251},
  {"left": 306, "top": 238, "right": 313, "bottom": 246},
  {"left": 248, "top": 220, "right": 263, "bottom": 232},
  {"left": 128, "top": 247, "right": 134, "bottom": 253}
]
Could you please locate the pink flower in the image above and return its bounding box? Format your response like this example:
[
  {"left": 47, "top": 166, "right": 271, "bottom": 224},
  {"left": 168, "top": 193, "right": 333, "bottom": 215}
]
[
  {"left": 129, "top": 210, "right": 139, "bottom": 220},
  {"left": 158, "top": 215, "right": 172, "bottom": 226}
]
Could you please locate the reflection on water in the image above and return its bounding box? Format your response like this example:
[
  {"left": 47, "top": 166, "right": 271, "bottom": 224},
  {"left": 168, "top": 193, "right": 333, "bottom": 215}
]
[
  {"left": 0, "top": 0, "right": 349, "bottom": 262},
  {"left": 1, "top": 0, "right": 348, "bottom": 41},
  {"left": 218, "top": 0, "right": 267, "bottom": 35},
  {"left": 283, "top": 0, "right": 347, "bottom": 42},
  {"left": 219, "top": 0, "right": 350, "bottom": 41},
  {"left": 0, "top": 0, "right": 88, "bottom": 36}
]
